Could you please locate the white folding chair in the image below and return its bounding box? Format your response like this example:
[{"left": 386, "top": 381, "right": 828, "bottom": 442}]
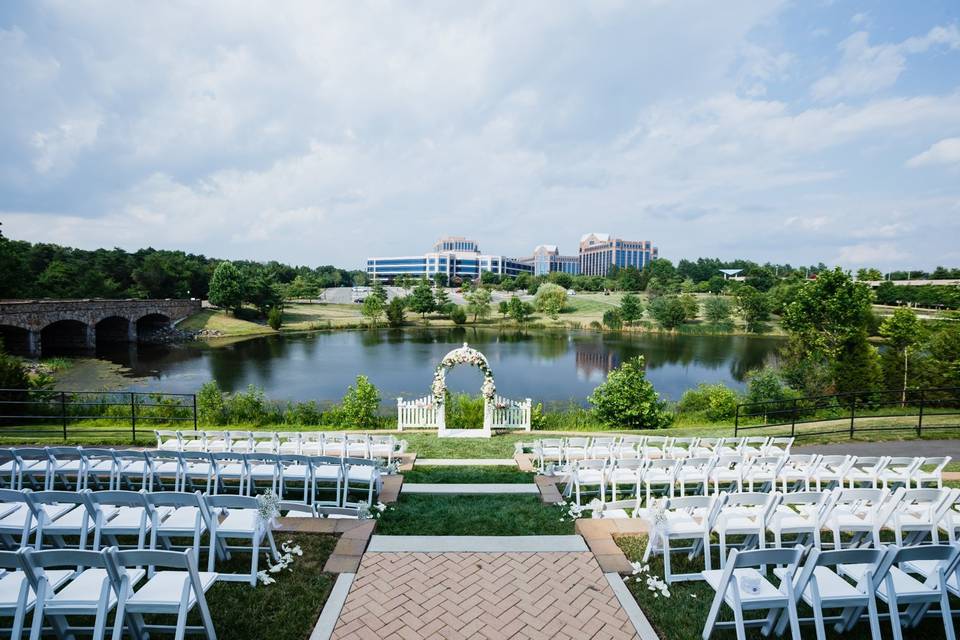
[
  {"left": 316, "top": 506, "right": 361, "bottom": 519},
  {"left": 345, "top": 434, "right": 370, "bottom": 459},
  {"left": 178, "top": 451, "right": 214, "bottom": 494},
  {"left": 343, "top": 457, "right": 380, "bottom": 508},
  {"left": 45, "top": 447, "right": 85, "bottom": 491},
  {"left": 12, "top": 449, "right": 52, "bottom": 491},
  {"left": 740, "top": 437, "right": 770, "bottom": 459},
  {"left": 642, "top": 494, "right": 718, "bottom": 583},
  {"left": 608, "top": 458, "right": 645, "bottom": 501},
  {"left": 613, "top": 436, "right": 643, "bottom": 460},
  {"left": 589, "top": 436, "right": 617, "bottom": 460},
  {"left": 148, "top": 491, "right": 215, "bottom": 565},
  {"left": 30, "top": 490, "right": 97, "bottom": 551},
  {"left": 310, "top": 456, "right": 345, "bottom": 507},
  {"left": 299, "top": 433, "right": 322, "bottom": 456},
  {"left": 0, "top": 549, "right": 72, "bottom": 639},
  {"left": 840, "top": 544, "right": 960, "bottom": 640},
  {"left": 276, "top": 432, "right": 302, "bottom": 455},
  {"left": 768, "top": 491, "right": 833, "bottom": 550},
  {"left": 885, "top": 488, "right": 953, "bottom": 546},
  {"left": 114, "top": 451, "right": 152, "bottom": 491},
  {"left": 664, "top": 437, "right": 698, "bottom": 460},
  {"left": 641, "top": 435, "right": 668, "bottom": 460},
  {"left": 717, "top": 438, "right": 746, "bottom": 457},
  {"left": 701, "top": 546, "right": 804, "bottom": 640},
  {"left": 773, "top": 546, "right": 890, "bottom": 640},
  {"left": 251, "top": 431, "right": 279, "bottom": 454},
  {"left": 86, "top": 490, "right": 157, "bottom": 552},
  {"left": 79, "top": 449, "right": 118, "bottom": 491},
  {"left": 570, "top": 459, "right": 606, "bottom": 504},
  {"left": 151, "top": 450, "right": 186, "bottom": 492},
  {"left": 563, "top": 437, "right": 590, "bottom": 465},
  {"left": 0, "top": 488, "right": 46, "bottom": 549},
  {"left": 19, "top": 547, "right": 135, "bottom": 640},
  {"left": 534, "top": 439, "right": 563, "bottom": 469},
  {"left": 322, "top": 433, "right": 347, "bottom": 458},
  {"left": 204, "top": 431, "right": 229, "bottom": 453},
  {"left": 210, "top": 452, "right": 247, "bottom": 495},
  {"left": 712, "top": 492, "right": 779, "bottom": 568},
  {"left": 762, "top": 437, "right": 793, "bottom": 457},
  {"left": 205, "top": 494, "right": 279, "bottom": 586},
  {"left": 743, "top": 456, "right": 787, "bottom": 492},
  {"left": 107, "top": 548, "right": 218, "bottom": 640},
  {"left": 776, "top": 454, "right": 819, "bottom": 493},
  {"left": 369, "top": 435, "right": 398, "bottom": 463},
  {"left": 845, "top": 456, "right": 889, "bottom": 489},
  {"left": 641, "top": 459, "right": 678, "bottom": 505},
  {"left": 279, "top": 500, "right": 316, "bottom": 519},
  {"left": 938, "top": 490, "right": 960, "bottom": 543},
  {"left": 155, "top": 430, "right": 181, "bottom": 451},
  {"left": 810, "top": 455, "right": 853, "bottom": 491},
  {"left": 598, "top": 497, "right": 641, "bottom": 520},
  {"left": 179, "top": 430, "right": 207, "bottom": 452},
  {"left": 877, "top": 457, "right": 922, "bottom": 490},
  {"left": 824, "top": 488, "right": 890, "bottom": 550},
  {"left": 673, "top": 456, "right": 712, "bottom": 497},
  {"left": 708, "top": 455, "right": 747, "bottom": 494},
  {"left": 912, "top": 457, "right": 951, "bottom": 489},
  {"left": 691, "top": 437, "right": 721, "bottom": 458},
  {"left": 227, "top": 431, "right": 253, "bottom": 454},
  {"left": 244, "top": 453, "right": 280, "bottom": 497}
]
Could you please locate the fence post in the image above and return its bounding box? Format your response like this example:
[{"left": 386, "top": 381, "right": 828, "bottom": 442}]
[
  {"left": 917, "top": 389, "right": 924, "bottom": 437},
  {"left": 734, "top": 404, "right": 740, "bottom": 436},
  {"left": 193, "top": 394, "right": 198, "bottom": 431},
  {"left": 60, "top": 392, "right": 67, "bottom": 440},
  {"left": 849, "top": 396, "right": 856, "bottom": 439},
  {"left": 791, "top": 398, "right": 797, "bottom": 438},
  {"left": 130, "top": 393, "right": 137, "bottom": 442}
]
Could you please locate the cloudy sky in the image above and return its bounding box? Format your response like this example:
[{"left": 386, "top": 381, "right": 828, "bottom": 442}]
[{"left": 2, "top": 1, "right": 959, "bottom": 270}]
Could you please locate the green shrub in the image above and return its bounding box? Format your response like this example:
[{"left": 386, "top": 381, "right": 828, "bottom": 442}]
[
  {"left": 267, "top": 307, "right": 283, "bottom": 330},
  {"left": 744, "top": 369, "right": 797, "bottom": 406},
  {"left": 676, "top": 383, "right": 739, "bottom": 421},
  {"left": 602, "top": 309, "right": 623, "bottom": 330},
  {"left": 386, "top": 297, "right": 407, "bottom": 327},
  {"left": 445, "top": 392, "right": 484, "bottom": 428},
  {"left": 336, "top": 375, "right": 381, "bottom": 428},
  {"left": 197, "top": 381, "right": 226, "bottom": 426},
  {"left": 588, "top": 356, "right": 672, "bottom": 429},
  {"left": 530, "top": 402, "right": 548, "bottom": 430},
  {"left": 283, "top": 400, "right": 323, "bottom": 426},
  {"left": 450, "top": 306, "right": 467, "bottom": 325}
]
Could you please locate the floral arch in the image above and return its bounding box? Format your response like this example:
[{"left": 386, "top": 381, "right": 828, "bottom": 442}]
[
  {"left": 397, "top": 342, "right": 531, "bottom": 437},
  {"left": 431, "top": 343, "right": 496, "bottom": 406}
]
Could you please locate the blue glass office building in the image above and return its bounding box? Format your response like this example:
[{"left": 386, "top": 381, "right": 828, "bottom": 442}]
[{"left": 367, "top": 236, "right": 533, "bottom": 282}]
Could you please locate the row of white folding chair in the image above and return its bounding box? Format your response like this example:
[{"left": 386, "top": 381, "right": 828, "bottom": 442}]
[
  {"left": 600, "top": 487, "right": 960, "bottom": 584},
  {"left": 702, "top": 543, "right": 960, "bottom": 640},
  {"left": 780, "top": 454, "right": 952, "bottom": 491},
  {"left": 0, "top": 447, "right": 380, "bottom": 509},
  {"left": 534, "top": 435, "right": 794, "bottom": 467},
  {"left": 0, "top": 546, "right": 218, "bottom": 640},
  {"left": 0, "top": 487, "right": 341, "bottom": 587},
  {"left": 156, "top": 430, "right": 402, "bottom": 461}
]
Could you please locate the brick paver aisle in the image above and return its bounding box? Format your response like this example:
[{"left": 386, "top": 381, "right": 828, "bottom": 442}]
[{"left": 332, "top": 551, "right": 639, "bottom": 640}]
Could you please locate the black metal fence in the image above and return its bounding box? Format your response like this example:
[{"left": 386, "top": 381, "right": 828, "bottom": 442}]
[
  {"left": 734, "top": 386, "right": 960, "bottom": 439},
  {"left": 0, "top": 389, "right": 197, "bottom": 441}
]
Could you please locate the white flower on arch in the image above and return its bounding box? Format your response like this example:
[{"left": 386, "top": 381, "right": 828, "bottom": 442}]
[{"left": 431, "top": 342, "right": 496, "bottom": 405}]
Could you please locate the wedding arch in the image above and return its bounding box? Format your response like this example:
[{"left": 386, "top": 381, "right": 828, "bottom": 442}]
[{"left": 397, "top": 343, "right": 532, "bottom": 437}]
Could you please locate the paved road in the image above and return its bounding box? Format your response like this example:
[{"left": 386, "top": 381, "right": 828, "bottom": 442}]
[{"left": 793, "top": 439, "right": 960, "bottom": 458}]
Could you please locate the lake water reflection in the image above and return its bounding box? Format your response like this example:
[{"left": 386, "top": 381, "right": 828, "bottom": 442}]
[{"left": 87, "top": 328, "right": 782, "bottom": 406}]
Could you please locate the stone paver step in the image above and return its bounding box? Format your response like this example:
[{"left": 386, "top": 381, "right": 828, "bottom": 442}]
[{"left": 402, "top": 483, "right": 538, "bottom": 494}]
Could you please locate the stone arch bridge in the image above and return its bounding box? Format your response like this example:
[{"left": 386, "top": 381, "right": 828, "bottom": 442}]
[{"left": 0, "top": 299, "right": 201, "bottom": 357}]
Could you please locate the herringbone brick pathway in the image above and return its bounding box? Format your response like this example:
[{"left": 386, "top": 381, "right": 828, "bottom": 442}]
[{"left": 331, "top": 551, "right": 639, "bottom": 639}]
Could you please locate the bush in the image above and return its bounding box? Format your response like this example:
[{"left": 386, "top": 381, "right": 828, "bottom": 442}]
[
  {"left": 386, "top": 297, "right": 407, "bottom": 327},
  {"left": 534, "top": 283, "right": 568, "bottom": 319},
  {"left": 197, "top": 381, "right": 226, "bottom": 426},
  {"left": 445, "top": 392, "right": 484, "bottom": 428},
  {"left": 676, "top": 383, "right": 739, "bottom": 421},
  {"left": 282, "top": 400, "right": 323, "bottom": 426},
  {"left": 450, "top": 306, "right": 467, "bottom": 325},
  {"left": 602, "top": 309, "right": 623, "bottom": 330},
  {"left": 744, "top": 369, "right": 797, "bottom": 407},
  {"left": 267, "top": 307, "right": 283, "bottom": 330},
  {"left": 648, "top": 296, "right": 688, "bottom": 329},
  {"left": 224, "top": 385, "right": 275, "bottom": 425},
  {"left": 336, "top": 375, "right": 381, "bottom": 428},
  {"left": 588, "top": 356, "right": 672, "bottom": 429}
]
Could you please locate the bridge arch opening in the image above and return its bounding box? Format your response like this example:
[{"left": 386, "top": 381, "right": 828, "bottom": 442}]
[
  {"left": 95, "top": 316, "right": 133, "bottom": 343},
  {"left": 0, "top": 325, "right": 32, "bottom": 356},
  {"left": 41, "top": 319, "right": 92, "bottom": 354},
  {"left": 136, "top": 313, "right": 171, "bottom": 338}
]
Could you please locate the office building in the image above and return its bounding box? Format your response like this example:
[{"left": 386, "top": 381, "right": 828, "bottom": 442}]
[
  {"left": 529, "top": 245, "right": 581, "bottom": 276},
  {"left": 578, "top": 233, "right": 658, "bottom": 277},
  {"left": 366, "top": 236, "right": 533, "bottom": 283}
]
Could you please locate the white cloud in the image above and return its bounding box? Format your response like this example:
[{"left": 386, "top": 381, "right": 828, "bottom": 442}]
[
  {"left": 812, "top": 25, "right": 960, "bottom": 101},
  {"left": 835, "top": 243, "right": 908, "bottom": 265},
  {"left": 784, "top": 216, "right": 830, "bottom": 231},
  {"left": 906, "top": 137, "right": 960, "bottom": 168}
]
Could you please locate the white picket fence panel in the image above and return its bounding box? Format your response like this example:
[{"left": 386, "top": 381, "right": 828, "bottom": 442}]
[
  {"left": 488, "top": 395, "right": 532, "bottom": 432},
  {"left": 396, "top": 395, "right": 442, "bottom": 431}
]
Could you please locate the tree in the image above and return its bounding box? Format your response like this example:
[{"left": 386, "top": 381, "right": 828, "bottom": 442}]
[
  {"left": 450, "top": 306, "right": 467, "bottom": 324},
  {"left": 879, "top": 308, "right": 922, "bottom": 401},
  {"left": 245, "top": 272, "right": 282, "bottom": 315},
  {"left": 618, "top": 267, "right": 644, "bottom": 291},
  {"left": 433, "top": 287, "right": 451, "bottom": 316},
  {"left": 534, "top": 282, "right": 567, "bottom": 319},
  {"left": 480, "top": 271, "right": 500, "bottom": 286},
  {"left": 703, "top": 296, "right": 732, "bottom": 324},
  {"left": 678, "top": 293, "right": 699, "bottom": 320},
  {"left": 337, "top": 375, "right": 381, "bottom": 428},
  {"left": 352, "top": 272, "right": 367, "bottom": 286},
  {"left": 856, "top": 268, "right": 883, "bottom": 281},
  {"left": 432, "top": 272, "right": 448, "bottom": 287},
  {"left": 371, "top": 280, "right": 388, "bottom": 304},
  {"left": 602, "top": 309, "right": 623, "bottom": 330},
  {"left": 507, "top": 296, "right": 532, "bottom": 324},
  {"left": 647, "top": 296, "right": 687, "bottom": 330},
  {"left": 267, "top": 307, "right": 283, "bottom": 330},
  {"left": 832, "top": 330, "right": 882, "bottom": 396},
  {"left": 465, "top": 287, "right": 493, "bottom": 322},
  {"left": 588, "top": 356, "right": 672, "bottom": 429},
  {"left": 385, "top": 297, "right": 406, "bottom": 327},
  {"left": 208, "top": 261, "right": 245, "bottom": 315},
  {"left": 407, "top": 279, "right": 437, "bottom": 319},
  {"left": 361, "top": 295, "right": 385, "bottom": 326},
  {"left": 547, "top": 271, "right": 573, "bottom": 290},
  {"left": 498, "top": 300, "right": 509, "bottom": 321},
  {"left": 736, "top": 286, "right": 771, "bottom": 333},
  {"left": 619, "top": 293, "right": 643, "bottom": 325}
]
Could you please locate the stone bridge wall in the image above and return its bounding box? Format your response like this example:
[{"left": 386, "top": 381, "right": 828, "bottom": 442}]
[{"left": 0, "top": 299, "right": 201, "bottom": 356}]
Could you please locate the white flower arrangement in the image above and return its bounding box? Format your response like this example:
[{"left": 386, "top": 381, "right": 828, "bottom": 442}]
[
  {"left": 256, "top": 540, "right": 303, "bottom": 586},
  {"left": 357, "top": 501, "right": 389, "bottom": 520},
  {"left": 256, "top": 490, "right": 281, "bottom": 530},
  {"left": 431, "top": 343, "right": 497, "bottom": 405}
]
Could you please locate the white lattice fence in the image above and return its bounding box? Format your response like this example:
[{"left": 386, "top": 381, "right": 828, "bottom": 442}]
[
  {"left": 487, "top": 395, "right": 532, "bottom": 431},
  {"left": 396, "top": 396, "right": 442, "bottom": 431}
]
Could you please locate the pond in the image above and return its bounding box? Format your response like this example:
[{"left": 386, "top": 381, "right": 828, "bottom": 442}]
[{"left": 61, "top": 328, "right": 783, "bottom": 407}]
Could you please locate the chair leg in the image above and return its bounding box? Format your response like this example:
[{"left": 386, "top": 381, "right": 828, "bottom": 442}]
[{"left": 887, "top": 587, "right": 903, "bottom": 640}]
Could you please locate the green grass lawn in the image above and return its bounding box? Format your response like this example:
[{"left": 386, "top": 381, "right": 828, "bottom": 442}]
[
  {"left": 178, "top": 309, "right": 276, "bottom": 336},
  {"left": 192, "top": 532, "right": 336, "bottom": 640},
  {"left": 375, "top": 494, "right": 573, "bottom": 535},
  {"left": 616, "top": 535, "right": 959, "bottom": 639},
  {"left": 402, "top": 465, "right": 534, "bottom": 484}
]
